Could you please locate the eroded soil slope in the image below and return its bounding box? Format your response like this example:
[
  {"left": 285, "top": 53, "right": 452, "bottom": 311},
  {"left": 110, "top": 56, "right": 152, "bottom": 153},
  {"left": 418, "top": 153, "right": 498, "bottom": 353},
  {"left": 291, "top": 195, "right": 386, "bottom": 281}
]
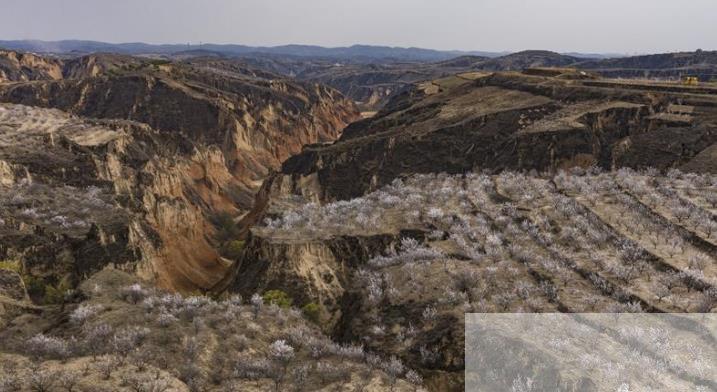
[
  {"left": 0, "top": 104, "right": 231, "bottom": 292},
  {"left": 0, "top": 51, "right": 359, "bottom": 292},
  {"left": 0, "top": 52, "right": 359, "bottom": 210},
  {"left": 273, "top": 70, "right": 717, "bottom": 204}
]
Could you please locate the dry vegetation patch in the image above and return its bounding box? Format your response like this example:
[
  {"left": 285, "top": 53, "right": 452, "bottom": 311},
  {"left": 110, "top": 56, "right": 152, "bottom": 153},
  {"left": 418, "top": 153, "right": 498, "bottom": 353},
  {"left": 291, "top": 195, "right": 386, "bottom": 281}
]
[{"left": 0, "top": 269, "right": 425, "bottom": 391}]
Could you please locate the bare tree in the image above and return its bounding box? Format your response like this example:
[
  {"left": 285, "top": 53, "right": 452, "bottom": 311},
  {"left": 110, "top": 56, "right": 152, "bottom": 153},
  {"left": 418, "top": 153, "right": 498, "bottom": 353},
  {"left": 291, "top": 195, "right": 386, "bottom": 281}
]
[
  {"left": 250, "top": 293, "right": 263, "bottom": 320},
  {"left": 82, "top": 323, "right": 113, "bottom": 358},
  {"left": 654, "top": 284, "right": 671, "bottom": 303},
  {"left": 121, "top": 284, "right": 148, "bottom": 304},
  {"left": 57, "top": 370, "right": 81, "bottom": 392},
  {"left": 406, "top": 369, "right": 423, "bottom": 391},
  {"left": 383, "top": 356, "right": 405, "bottom": 391},
  {"left": 95, "top": 355, "right": 117, "bottom": 380},
  {"left": 26, "top": 334, "right": 69, "bottom": 362},
  {"left": 27, "top": 366, "right": 57, "bottom": 392},
  {"left": 112, "top": 327, "right": 148, "bottom": 364},
  {"left": 0, "top": 362, "right": 25, "bottom": 392}
]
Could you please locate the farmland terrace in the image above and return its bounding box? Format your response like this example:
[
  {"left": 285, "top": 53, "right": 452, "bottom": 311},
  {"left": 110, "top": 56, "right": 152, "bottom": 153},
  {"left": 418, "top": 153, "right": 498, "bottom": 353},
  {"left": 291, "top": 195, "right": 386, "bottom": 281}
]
[
  {"left": 268, "top": 70, "right": 717, "bottom": 207},
  {"left": 224, "top": 169, "right": 717, "bottom": 390}
]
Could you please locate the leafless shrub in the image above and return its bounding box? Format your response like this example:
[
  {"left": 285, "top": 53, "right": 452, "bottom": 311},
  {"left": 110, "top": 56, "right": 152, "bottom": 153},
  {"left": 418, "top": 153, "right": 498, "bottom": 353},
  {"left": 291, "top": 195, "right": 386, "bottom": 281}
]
[
  {"left": 269, "top": 339, "right": 295, "bottom": 367},
  {"left": 654, "top": 284, "right": 671, "bottom": 302},
  {"left": 56, "top": 370, "right": 81, "bottom": 392},
  {"left": 493, "top": 292, "right": 516, "bottom": 310},
  {"left": 382, "top": 356, "right": 405, "bottom": 388},
  {"left": 27, "top": 366, "right": 57, "bottom": 392},
  {"left": 316, "top": 361, "right": 351, "bottom": 385},
  {"left": 335, "top": 343, "right": 364, "bottom": 362},
  {"left": 156, "top": 311, "right": 178, "bottom": 327},
  {"left": 82, "top": 323, "right": 113, "bottom": 357},
  {"left": 26, "top": 334, "right": 70, "bottom": 361},
  {"left": 419, "top": 345, "right": 439, "bottom": 366},
  {"left": 291, "top": 365, "right": 310, "bottom": 391},
  {"left": 688, "top": 254, "right": 710, "bottom": 272},
  {"left": 233, "top": 356, "right": 272, "bottom": 380},
  {"left": 70, "top": 303, "right": 102, "bottom": 324},
  {"left": 0, "top": 363, "right": 25, "bottom": 392},
  {"left": 514, "top": 281, "right": 534, "bottom": 300},
  {"left": 452, "top": 270, "right": 479, "bottom": 295},
  {"left": 120, "top": 284, "right": 148, "bottom": 304},
  {"left": 183, "top": 336, "right": 201, "bottom": 362},
  {"left": 406, "top": 369, "right": 423, "bottom": 390},
  {"left": 111, "top": 327, "right": 149, "bottom": 364},
  {"left": 131, "top": 346, "right": 153, "bottom": 373},
  {"left": 539, "top": 281, "right": 559, "bottom": 302},
  {"left": 605, "top": 301, "right": 643, "bottom": 313},
  {"left": 178, "top": 363, "right": 203, "bottom": 391},
  {"left": 421, "top": 306, "right": 437, "bottom": 322},
  {"left": 95, "top": 355, "right": 117, "bottom": 380},
  {"left": 694, "top": 291, "right": 716, "bottom": 313},
  {"left": 250, "top": 293, "right": 263, "bottom": 319},
  {"left": 122, "top": 374, "right": 171, "bottom": 392},
  {"left": 368, "top": 237, "right": 444, "bottom": 268}
]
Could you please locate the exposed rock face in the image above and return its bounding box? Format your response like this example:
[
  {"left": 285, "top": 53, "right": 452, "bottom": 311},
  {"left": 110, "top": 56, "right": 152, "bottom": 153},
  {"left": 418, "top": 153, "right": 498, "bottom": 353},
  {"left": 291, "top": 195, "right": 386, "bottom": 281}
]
[
  {"left": 0, "top": 53, "right": 359, "bottom": 292},
  {"left": 0, "top": 269, "right": 32, "bottom": 325},
  {"left": 297, "top": 66, "right": 442, "bottom": 111},
  {"left": 225, "top": 69, "right": 717, "bottom": 309},
  {"left": 223, "top": 231, "right": 405, "bottom": 326},
  {"left": 240, "top": 51, "right": 584, "bottom": 111},
  {"left": 681, "top": 143, "right": 717, "bottom": 173},
  {"left": 0, "top": 269, "right": 28, "bottom": 302},
  {"left": 0, "top": 55, "right": 359, "bottom": 209},
  {"left": 0, "top": 104, "right": 225, "bottom": 292},
  {"left": 0, "top": 50, "right": 63, "bottom": 82},
  {"left": 267, "top": 71, "right": 717, "bottom": 203}
]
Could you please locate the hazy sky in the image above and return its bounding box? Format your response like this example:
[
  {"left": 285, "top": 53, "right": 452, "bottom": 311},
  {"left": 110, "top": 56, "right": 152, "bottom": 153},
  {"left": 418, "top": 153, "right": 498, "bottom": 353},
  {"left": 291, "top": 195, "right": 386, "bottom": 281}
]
[{"left": 3, "top": 0, "right": 715, "bottom": 54}]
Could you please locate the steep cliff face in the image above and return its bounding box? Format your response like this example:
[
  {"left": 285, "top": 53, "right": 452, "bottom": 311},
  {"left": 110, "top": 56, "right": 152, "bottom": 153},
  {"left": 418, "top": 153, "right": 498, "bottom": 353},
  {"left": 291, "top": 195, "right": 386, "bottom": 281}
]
[
  {"left": 0, "top": 104, "right": 227, "bottom": 292},
  {"left": 268, "top": 71, "right": 717, "bottom": 203},
  {"left": 0, "top": 55, "right": 359, "bottom": 209},
  {"left": 0, "top": 50, "right": 63, "bottom": 82},
  {"left": 0, "top": 53, "right": 359, "bottom": 292},
  {"left": 222, "top": 231, "right": 406, "bottom": 326}
]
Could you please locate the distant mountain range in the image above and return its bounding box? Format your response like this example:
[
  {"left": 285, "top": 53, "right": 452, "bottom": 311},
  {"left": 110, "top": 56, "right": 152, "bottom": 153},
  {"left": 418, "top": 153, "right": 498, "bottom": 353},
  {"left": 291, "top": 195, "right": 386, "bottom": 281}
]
[{"left": 0, "top": 39, "right": 623, "bottom": 62}]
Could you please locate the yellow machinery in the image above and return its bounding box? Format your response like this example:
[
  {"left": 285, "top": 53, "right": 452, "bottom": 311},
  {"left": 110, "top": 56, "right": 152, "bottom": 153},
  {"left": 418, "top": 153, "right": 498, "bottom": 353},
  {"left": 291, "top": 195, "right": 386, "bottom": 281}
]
[{"left": 682, "top": 76, "right": 699, "bottom": 86}]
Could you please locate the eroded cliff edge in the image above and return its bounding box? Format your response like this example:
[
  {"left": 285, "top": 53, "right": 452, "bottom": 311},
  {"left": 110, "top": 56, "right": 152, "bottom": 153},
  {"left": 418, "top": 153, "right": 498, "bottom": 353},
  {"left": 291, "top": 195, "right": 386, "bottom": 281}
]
[{"left": 0, "top": 52, "right": 359, "bottom": 292}]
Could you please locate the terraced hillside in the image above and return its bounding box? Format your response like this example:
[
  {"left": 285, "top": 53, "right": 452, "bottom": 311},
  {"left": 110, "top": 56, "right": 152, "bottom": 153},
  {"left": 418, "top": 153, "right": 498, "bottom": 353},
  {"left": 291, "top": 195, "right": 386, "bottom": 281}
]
[
  {"left": 269, "top": 70, "right": 717, "bottom": 205},
  {"left": 234, "top": 50, "right": 717, "bottom": 111},
  {"left": 225, "top": 169, "right": 717, "bottom": 390},
  {"left": 235, "top": 51, "right": 582, "bottom": 111},
  {"left": 576, "top": 50, "right": 717, "bottom": 81}
]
